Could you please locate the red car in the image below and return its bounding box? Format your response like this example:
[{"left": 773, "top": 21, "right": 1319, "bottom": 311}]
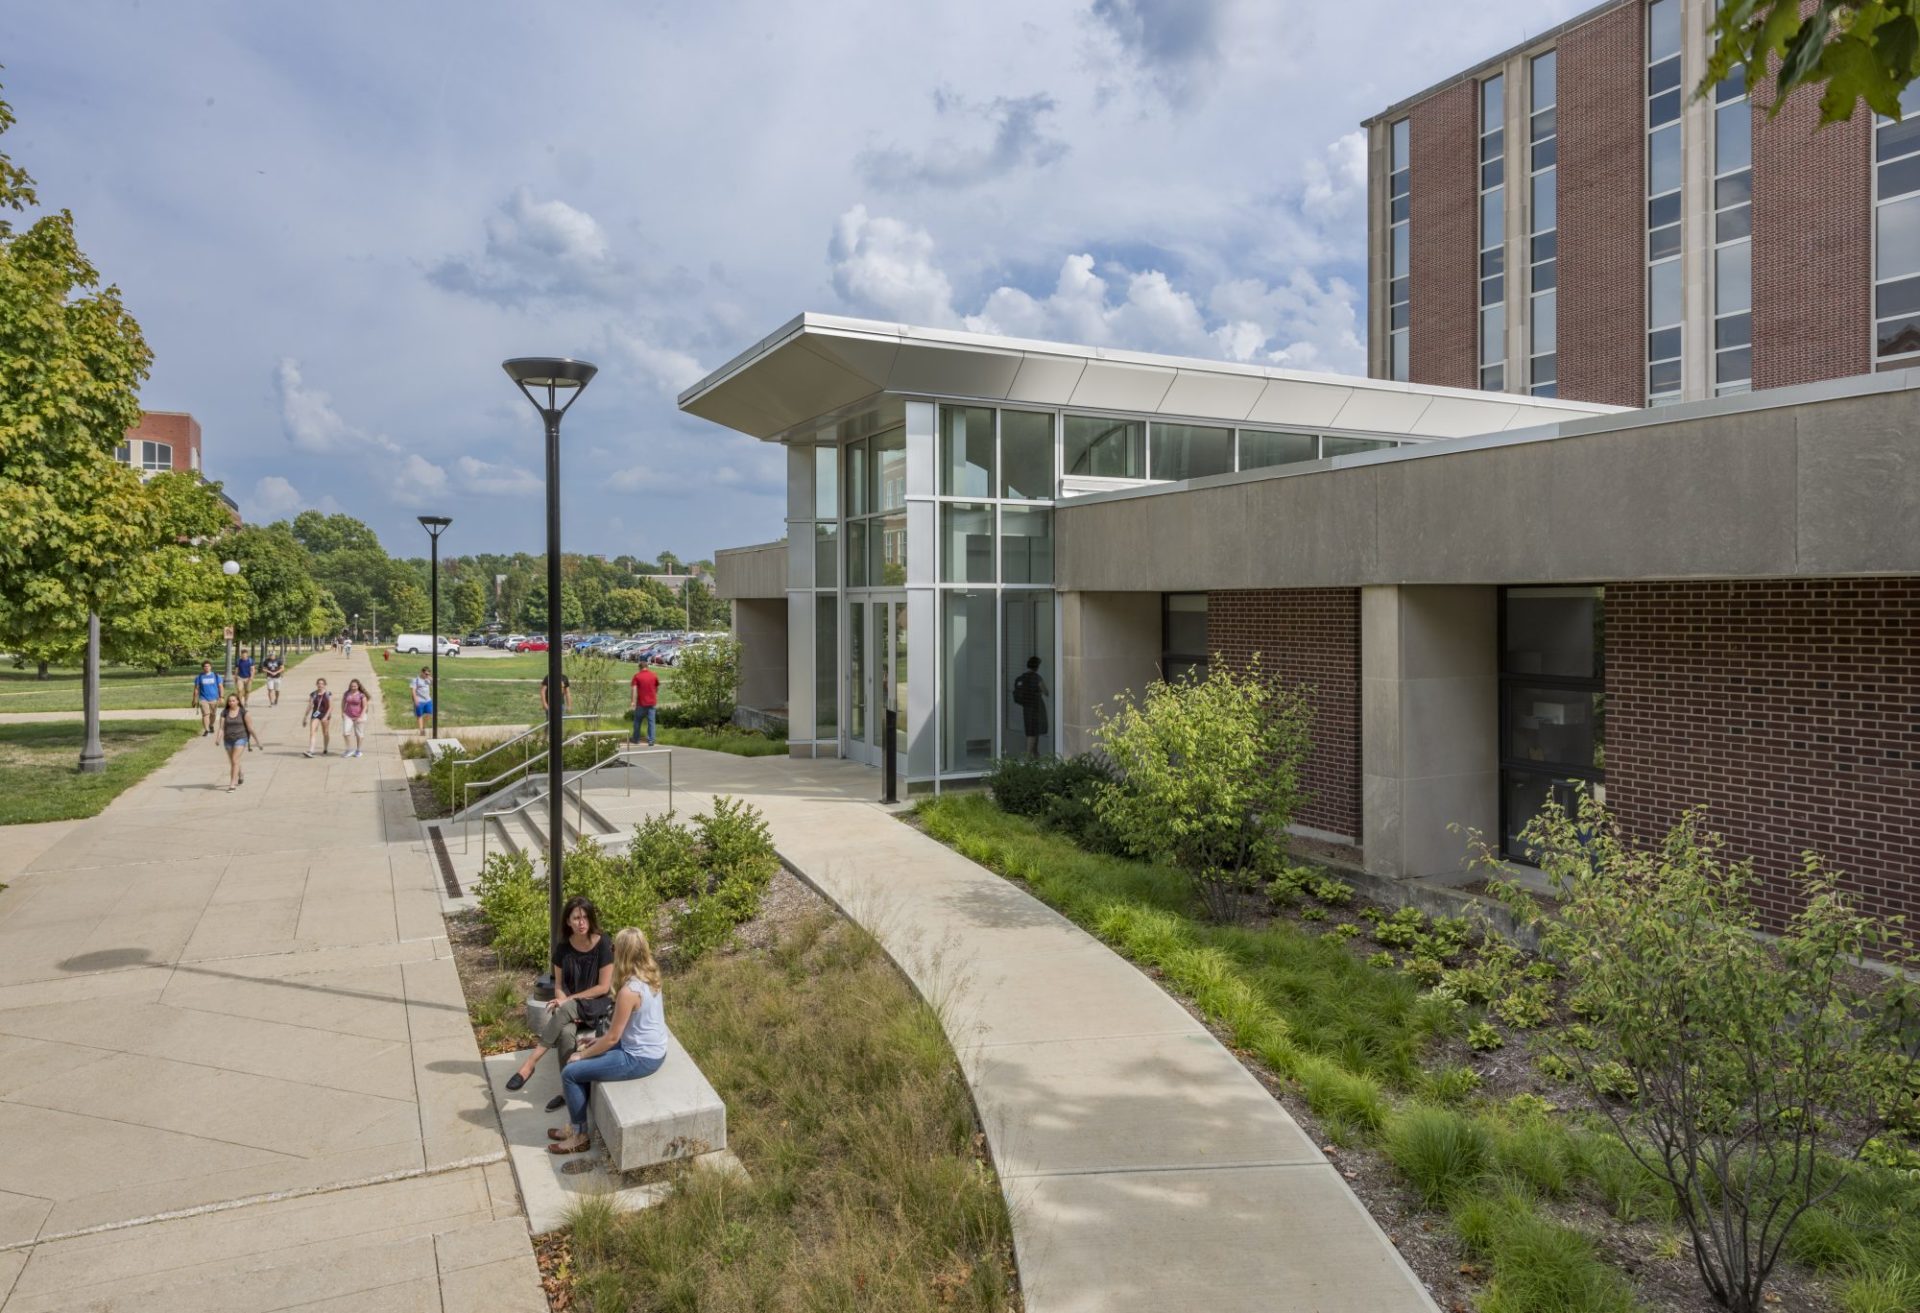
[{"left": 518, "top": 638, "right": 550, "bottom": 652}]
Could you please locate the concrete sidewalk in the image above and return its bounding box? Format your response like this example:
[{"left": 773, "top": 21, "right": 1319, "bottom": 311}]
[
  {"left": 0, "top": 650, "right": 542, "bottom": 1313},
  {"left": 584, "top": 751, "right": 1438, "bottom": 1313}
]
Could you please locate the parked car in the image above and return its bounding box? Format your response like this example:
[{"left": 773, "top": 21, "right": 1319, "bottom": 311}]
[
  {"left": 394, "top": 634, "right": 460, "bottom": 657},
  {"left": 503, "top": 634, "right": 530, "bottom": 651},
  {"left": 462, "top": 633, "right": 488, "bottom": 646},
  {"left": 518, "top": 637, "right": 550, "bottom": 652},
  {"left": 485, "top": 634, "right": 510, "bottom": 649}
]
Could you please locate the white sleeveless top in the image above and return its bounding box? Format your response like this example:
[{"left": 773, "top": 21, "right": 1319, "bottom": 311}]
[{"left": 617, "top": 977, "right": 667, "bottom": 1060}]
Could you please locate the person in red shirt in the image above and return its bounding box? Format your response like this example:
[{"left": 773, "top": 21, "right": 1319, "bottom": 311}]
[{"left": 629, "top": 659, "right": 660, "bottom": 746}]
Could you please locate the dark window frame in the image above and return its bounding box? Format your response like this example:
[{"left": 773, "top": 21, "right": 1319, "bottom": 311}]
[
  {"left": 1497, "top": 585, "right": 1605, "bottom": 859},
  {"left": 1162, "top": 592, "right": 1209, "bottom": 684}
]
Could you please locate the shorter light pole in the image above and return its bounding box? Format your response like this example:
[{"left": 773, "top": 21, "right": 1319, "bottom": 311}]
[
  {"left": 222, "top": 560, "right": 241, "bottom": 686},
  {"left": 418, "top": 516, "right": 451, "bottom": 739}
]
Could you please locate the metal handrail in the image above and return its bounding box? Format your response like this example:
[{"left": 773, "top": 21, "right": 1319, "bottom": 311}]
[
  {"left": 448, "top": 713, "right": 601, "bottom": 802},
  {"left": 458, "top": 728, "right": 624, "bottom": 817},
  {"left": 480, "top": 746, "right": 674, "bottom": 863}
]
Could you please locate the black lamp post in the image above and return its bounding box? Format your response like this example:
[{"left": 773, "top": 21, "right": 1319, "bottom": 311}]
[
  {"left": 503, "top": 356, "right": 597, "bottom": 986},
  {"left": 418, "top": 516, "right": 452, "bottom": 739}
]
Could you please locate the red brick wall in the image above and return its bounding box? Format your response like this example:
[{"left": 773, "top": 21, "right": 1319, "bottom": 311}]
[
  {"left": 1206, "top": 589, "right": 1362, "bottom": 841},
  {"left": 1606, "top": 579, "right": 1920, "bottom": 930},
  {"left": 1751, "top": 89, "right": 1871, "bottom": 389},
  {"left": 1408, "top": 80, "right": 1479, "bottom": 390},
  {"left": 1557, "top": 2, "right": 1645, "bottom": 407},
  {"left": 125, "top": 411, "right": 202, "bottom": 473}
]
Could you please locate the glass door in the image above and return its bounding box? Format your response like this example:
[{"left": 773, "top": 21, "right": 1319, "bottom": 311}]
[{"left": 848, "top": 593, "right": 906, "bottom": 767}]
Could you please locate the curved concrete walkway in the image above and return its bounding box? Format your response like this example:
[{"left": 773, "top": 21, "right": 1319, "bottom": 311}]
[
  {"left": 587, "top": 751, "right": 1437, "bottom": 1313},
  {"left": 0, "top": 650, "right": 541, "bottom": 1312}
]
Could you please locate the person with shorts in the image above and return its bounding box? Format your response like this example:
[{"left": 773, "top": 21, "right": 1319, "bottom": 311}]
[
  {"left": 342, "top": 632, "right": 353, "bottom": 659},
  {"left": 262, "top": 651, "right": 285, "bottom": 706},
  {"left": 191, "top": 661, "right": 224, "bottom": 737},
  {"left": 540, "top": 673, "right": 570, "bottom": 715},
  {"left": 303, "top": 678, "right": 333, "bottom": 757},
  {"left": 340, "top": 678, "right": 371, "bottom": 758},
  {"left": 629, "top": 658, "right": 659, "bottom": 746},
  {"left": 410, "top": 667, "right": 434, "bottom": 736},
  {"left": 215, "top": 693, "right": 257, "bottom": 791},
  {"left": 234, "top": 649, "right": 255, "bottom": 703}
]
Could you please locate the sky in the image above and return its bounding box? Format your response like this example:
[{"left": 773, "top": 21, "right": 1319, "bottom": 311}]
[{"left": 4, "top": 0, "right": 1586, "bottom": 560}]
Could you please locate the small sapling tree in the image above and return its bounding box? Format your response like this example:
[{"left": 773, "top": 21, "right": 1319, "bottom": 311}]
[
  {"left": 1092, "top": 660, "right": 1312, "bottom": 921},
  {"left": 1485, "top": 791, "right": 1920, "bottom": 1313}
]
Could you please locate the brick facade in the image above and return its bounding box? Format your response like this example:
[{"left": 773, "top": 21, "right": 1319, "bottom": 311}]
[
  {"left": 1606, "top": 579, "right": 1920, "bottom": 930},
  {"left": 1751, "top": 88, "right": 1871, "bottom": 389},
  {"left": 123, "top": 411, "right": 202, "bottom": 474},
  {"left": 1556, "top": 1, "right": 1645, "bottom": 407},
  {"left": 1206, "top": 589, "right": 1362, "bottom": 841},
  {"left": 1407, "top": 81, "right": 1479, "bottom": 390}
]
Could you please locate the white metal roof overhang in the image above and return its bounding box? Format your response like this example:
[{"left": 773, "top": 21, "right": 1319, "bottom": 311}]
[{"left": 677, "top": 313, "right": 1626, "bottom": 442}]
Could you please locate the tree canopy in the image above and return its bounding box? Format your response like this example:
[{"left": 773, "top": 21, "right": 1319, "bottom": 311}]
[{"left": 1707, "top": 0, "right": 1920, "bottom": 122}]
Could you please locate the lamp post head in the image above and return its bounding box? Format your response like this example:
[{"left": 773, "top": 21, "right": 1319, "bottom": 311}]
[
  {"left": 222, "top": 560, "right": 241, "bottom": 576},
  {"left": 503, "top": 357, "right": 597, "bottom": 419},
  {"left": 417, "top": 515, "right": 452, "bottom": 537}
]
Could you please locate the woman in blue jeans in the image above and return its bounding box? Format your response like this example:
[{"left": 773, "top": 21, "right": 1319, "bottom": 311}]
[{"left": 549, "top": 926, "right": 666, "bottom": 1155}]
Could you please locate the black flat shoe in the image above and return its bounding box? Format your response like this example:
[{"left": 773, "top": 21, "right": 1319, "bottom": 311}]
[
  {"left": 546, "top": 1095, "right": 565, "bottom": 1111},
  {"left": 505, "top": 1071, "right": 528, "bottom": 1091}
]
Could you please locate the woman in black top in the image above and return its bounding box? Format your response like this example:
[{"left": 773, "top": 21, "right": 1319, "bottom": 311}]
[
  {"left": 505, "top": 896, "right": 613, "bottom": 1096},
  {"left": 216, "top": 693, "right": 257, "bottom": 792}
]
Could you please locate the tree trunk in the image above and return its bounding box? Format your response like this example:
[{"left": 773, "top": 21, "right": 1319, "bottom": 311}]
[{"left": 35, "top": 661, "right": 48, "bottom": 681}]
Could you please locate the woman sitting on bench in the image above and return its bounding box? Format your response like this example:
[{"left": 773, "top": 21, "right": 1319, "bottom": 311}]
[
  {"left": 550, "top": 926, "right": 667, "bottom": 1155},
  {"left": 505, "top": 896, "right": 612, "bottom": 1106}
]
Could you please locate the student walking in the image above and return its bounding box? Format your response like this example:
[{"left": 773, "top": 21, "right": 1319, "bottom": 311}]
[
  {"left": 303, "top": 678, "right": 333, "bottom": 756},
  {"left": 191, "top": 661, "right": 224, "bottom": 737},
  {"left": 262, "top": 651, "right": 285, "bottom": 705},
  {"left": 340, "top": 678, "right": 371, "bottom": 758},
  {"left": 540, "top": 673, "right": 571, "bottom": 715},
  {"left": 629, "top": 658, "right": 659, "bottom": 746},
  {"left": 235, "top": 649, "right": 255, "bottom": 702},
  {"left": 550, "top": 927, "right": 666, "bottom": 1156},
  {"left": 215, "top": 693, "right": 257, "bottom": 791},
  {"left": 342, "top": 633, "right": 353, "bottom": 659},
  {"left": 409, "top": 667, "right": 434, "bottom": 737}
]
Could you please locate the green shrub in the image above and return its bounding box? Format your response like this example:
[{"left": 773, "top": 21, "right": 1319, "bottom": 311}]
[
  {"left": 1419, "top": 1065, "right": 1483, "bottom": 1107},
  {"left": 1374, "top": 906, "right": 1427, "bottom": 950},
  {"left": 564, "top": 836, "right": 659, "bottom": 941},
  {"left": 1537, "top": 1053, "right": 1578, "bottom": 1082},
  {"left": 697, "top": 794, "right": 777, "bottom": 885},
  {"left": 1299, "top": 1059, "right": 1390, "bottom": 1133},
  {"left": 1466, "top": 1022, "right": 1504, "bottom": 1053},
  {"left": 1589, "top": 1061, "right": 1638, "bottom": 1101},
  {"left": 473, "top": 850, "right": 547, "bottom": 967},
  {"left": 1492, "top": 982, "right": 1554, "bottom": 1029},
  {"left": 1387, "top": 1105, "right": 1491, "bottom": 1206},
  {"left": 1306, "top": 874, "right": 1352, "bottom": 906},
  {"left": 673, "top": 636, "right": 741, "bottom": 728},
  {"left": 630, "top": 811, "right": 702, "bottom": 899}
]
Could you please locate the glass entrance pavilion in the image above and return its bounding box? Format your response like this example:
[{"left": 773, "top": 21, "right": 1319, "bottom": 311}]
[{"left": 684, "top": 314, "right": 1600, "bottom": 788}]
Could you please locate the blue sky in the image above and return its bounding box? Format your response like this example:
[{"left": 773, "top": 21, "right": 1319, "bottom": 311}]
[{"left": 4, "top": 0, "right": 1583, "bottom": 559}]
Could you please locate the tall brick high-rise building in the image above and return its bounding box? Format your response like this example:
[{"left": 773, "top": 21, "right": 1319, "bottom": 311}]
[{"left": 1364, "top": 0, "right": 1899, "bottom": 406}]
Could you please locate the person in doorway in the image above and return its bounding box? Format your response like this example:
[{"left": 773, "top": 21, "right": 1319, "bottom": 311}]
[
  {"left": 262, "top": 651, "right": 285, "bottom": 706},
  {"left": 539, "top": 672, "right": 571, "bottom": 716},
  {"left": 1012, "top": 656, "right": 1050, "bottom": 758},
  {"left": 303, "top": 678, "right": 333, "bottom": 756},
  {"left": 340, "top": 678, "right": 371, "bottom": 758},
  {"left": 629, "top": 658, "right": 659, "bottom": 746},
  {"left": 215, "top": 693, "right": 256, "bottom": 791},
  {"left": 191, "top": 661, "right": 224, "bottom": 737},
  {"left": 504, "top": 896, "right": 613, "bottom": 1105},
  {"left": 410, "top": 666, "right": 433, "bottom": 737},
  {"left": 549, "top": 927, "right": 666, "bottom": 1156}
]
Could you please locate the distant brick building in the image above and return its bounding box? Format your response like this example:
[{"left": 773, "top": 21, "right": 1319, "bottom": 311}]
[
  {"left": 117, "top": 411, "right": 203, "bottom": 477},
  {"left": 1365, "top": 0, "right": 1893, "bottom": 406}
]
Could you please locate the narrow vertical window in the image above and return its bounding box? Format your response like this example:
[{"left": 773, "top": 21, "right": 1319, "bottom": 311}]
[
  {"left": 1479, "top": 76, "right": 1506, "bottom": 391},
  {"left": 1712, "top": 65, "right": 1752, "bottom": 394},
  {"left": 1389, "top": 118, "right": 1411, "bottom": 380},
  {"left": 1647, "top": 0, "right": 1684, "bottom": 403},
  {"left": 1528, "top": 50, "right": 1558, "bottom": 396},
  {"left": 1873, "top": 88, "right": 1920, "bottom": 367}
]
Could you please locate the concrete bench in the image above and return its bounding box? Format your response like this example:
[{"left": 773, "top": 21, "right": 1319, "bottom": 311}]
[
  {"left": 424, "top": 737, "right": 466, "bottom": 762},
  {"left": 523, "top": 999, "right": 727, "bottom": 1171}
]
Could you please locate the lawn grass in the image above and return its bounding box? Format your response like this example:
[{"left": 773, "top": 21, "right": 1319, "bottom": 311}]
[
  {"left": 0, "top": 719, "right": 198, "bottom": 824},
  {"left": 651, "top": 725, "right": 787, "bottom": 756},
  {"left": 0, "top": 650, "right": 313, "bottom": 715},
  {"left": 376, "top": 653, "right": 676, "bottom": 729},
  {"left": 564, "top": 910, "right": 1018, "bottom": 1312}
]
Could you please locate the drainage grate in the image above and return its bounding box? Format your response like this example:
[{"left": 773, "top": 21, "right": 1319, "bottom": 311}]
[{"left": 428, "top": 825, "right": 462, "bottom": 898}]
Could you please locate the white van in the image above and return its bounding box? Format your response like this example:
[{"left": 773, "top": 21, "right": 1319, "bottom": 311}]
[{"left": 394, "top": 634, "right": 460, "bottom": 656}]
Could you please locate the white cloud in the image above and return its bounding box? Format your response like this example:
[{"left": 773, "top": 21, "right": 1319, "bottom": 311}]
[
  {"left": 827, "top": 205, "right": 960, "bottom": 327},
  {"left": 606, "top": 464, "right": 658, "bottom": 492},
  {"left": 275, "top": 358, "right": 402, "bottom": 456},
  {"left": 858, "top": 91, "right": 1068, "bottom": 191},
  {"left": 430, "top": 186, "right": 630, "bottom": 305},
  {"left": 390, "top": 453, "right": 450, "bottom": 506},
  {"left": 1087, "top": 0, "right": 1237, "bottom": 105},
  {"left": 611, "top": 329, "right": 707, "bottom": 397},
  {"left": 250, "top": 474, "right": 305, "bottom": 518},
  {"left": 1300, "top": 130, "right": 1368, "bottom": 230},
  {"left": 456, "top": 455, "right": 541, "bottom": 496}
]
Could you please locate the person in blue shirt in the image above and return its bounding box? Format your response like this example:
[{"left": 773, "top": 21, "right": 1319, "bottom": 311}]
[
  {"left": 235, "top": 650, "right": 255, "bottom": 703},
  {"left": 191, "top": 662, "right": 224, "bottom": 737}
]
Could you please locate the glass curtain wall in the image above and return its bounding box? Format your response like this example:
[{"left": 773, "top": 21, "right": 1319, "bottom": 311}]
[
  {"left": 1712, "top": 64, "right": 1753, "bottom": 394},
  {"left": 1389, "top": 119, "right": 1412, "bottom": 380}
]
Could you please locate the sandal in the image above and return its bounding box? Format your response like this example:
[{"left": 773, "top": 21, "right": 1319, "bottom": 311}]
[
  {"left": 547, "top": 1126, "right": 577, "bottom": 1141},
  {"left": 548, "top": 1135, "right": 590, "bottom": 1155}
]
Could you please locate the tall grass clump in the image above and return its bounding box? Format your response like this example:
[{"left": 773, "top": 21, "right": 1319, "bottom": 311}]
[{"left": 1386, "top": 1105, "right": 1491, "bottom": 1207}]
